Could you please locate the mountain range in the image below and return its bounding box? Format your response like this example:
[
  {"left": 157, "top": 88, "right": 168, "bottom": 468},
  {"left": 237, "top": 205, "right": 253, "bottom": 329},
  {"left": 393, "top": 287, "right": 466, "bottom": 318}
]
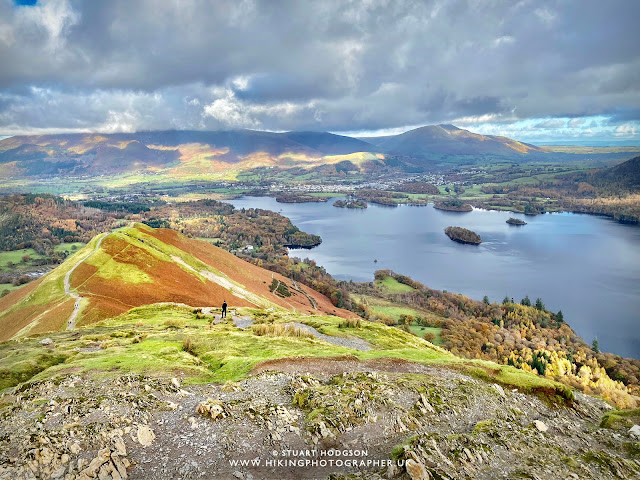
[{"left": 0, "top": 125, "right": 547, "bottom": 180}]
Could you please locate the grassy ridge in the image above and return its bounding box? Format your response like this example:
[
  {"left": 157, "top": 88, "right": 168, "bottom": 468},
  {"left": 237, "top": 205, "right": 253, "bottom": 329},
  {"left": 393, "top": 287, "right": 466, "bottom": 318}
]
[{"left": 0, "top": 303, "right": 573, "bottom": 404}]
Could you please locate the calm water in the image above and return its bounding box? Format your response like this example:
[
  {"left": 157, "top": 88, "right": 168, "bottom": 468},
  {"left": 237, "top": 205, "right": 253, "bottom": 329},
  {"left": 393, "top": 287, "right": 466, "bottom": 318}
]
[{"left": 229, "top": 196, "right": 640, "bottom": 358}]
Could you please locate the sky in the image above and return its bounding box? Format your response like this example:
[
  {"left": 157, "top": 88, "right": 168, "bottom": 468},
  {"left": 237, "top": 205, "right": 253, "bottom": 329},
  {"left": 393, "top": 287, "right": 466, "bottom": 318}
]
[{"left": 0, "top": 0, "right": 639, "bottom": 144}]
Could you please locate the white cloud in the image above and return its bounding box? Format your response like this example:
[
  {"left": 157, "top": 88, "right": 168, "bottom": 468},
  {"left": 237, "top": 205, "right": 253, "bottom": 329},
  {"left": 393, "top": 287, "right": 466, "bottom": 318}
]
[
  {"left": 534, "top": 7, "right": 557, "bottom": 27},
  {"left": 613, "top": 124, "right": 637, "bottom": 137},
  {"left": 0, "top": 0, "right": 637, "bottom": 142},
  {"left": 16, "top": 0, "right": 79, "bottom": 52}
]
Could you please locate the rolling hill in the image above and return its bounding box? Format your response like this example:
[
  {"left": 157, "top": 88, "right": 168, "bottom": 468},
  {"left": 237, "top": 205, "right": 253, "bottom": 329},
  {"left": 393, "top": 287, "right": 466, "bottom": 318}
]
[
  {"left": 363, "top": 124, "right": 545, "bottom": 157},
  {"left": 587, "top": 155, "right": 640, "bottom": 191},
  {"left": 0, "top": 223, "right": 353, "bottom": 341}
]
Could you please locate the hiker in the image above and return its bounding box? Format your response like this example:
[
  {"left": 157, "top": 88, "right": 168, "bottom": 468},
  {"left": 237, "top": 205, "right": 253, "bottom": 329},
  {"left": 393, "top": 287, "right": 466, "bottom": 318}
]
[{"left": 221, "top": 300, "right": 227, "bottom": 319}]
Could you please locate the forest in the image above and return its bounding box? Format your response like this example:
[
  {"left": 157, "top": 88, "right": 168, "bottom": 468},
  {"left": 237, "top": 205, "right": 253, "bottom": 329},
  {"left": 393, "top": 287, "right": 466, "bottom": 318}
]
[{"left": 348, "top": 270, "right": 640, "bottom": 408}]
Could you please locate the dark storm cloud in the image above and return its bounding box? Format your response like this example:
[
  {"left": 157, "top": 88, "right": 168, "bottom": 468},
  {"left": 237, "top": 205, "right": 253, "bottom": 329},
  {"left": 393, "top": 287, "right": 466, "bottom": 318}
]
[{"left": 0, "top": 0, "right": 638, "bottom": 139}]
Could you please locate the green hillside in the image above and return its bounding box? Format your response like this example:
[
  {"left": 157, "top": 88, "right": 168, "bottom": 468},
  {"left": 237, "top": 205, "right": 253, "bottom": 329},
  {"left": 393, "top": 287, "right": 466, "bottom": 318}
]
[{"left": 0, "top": 303, "right": 571, "bottom": 398}]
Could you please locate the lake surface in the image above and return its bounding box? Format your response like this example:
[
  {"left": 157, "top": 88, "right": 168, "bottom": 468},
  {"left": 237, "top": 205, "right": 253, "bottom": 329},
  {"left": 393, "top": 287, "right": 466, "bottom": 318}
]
[{"left": 228, "top": 196, "right": 640, "bottom": 358}]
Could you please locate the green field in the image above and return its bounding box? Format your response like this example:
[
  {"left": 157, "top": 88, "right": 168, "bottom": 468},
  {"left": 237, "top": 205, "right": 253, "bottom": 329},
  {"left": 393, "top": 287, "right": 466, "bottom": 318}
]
[
  {"left": 408, "top": 325, "right": 443, "bottom": 345},
  {"left": 0, "top": 242, "right": 85, "bottom": 270},
  {"left": 0, "top": 283, "right": 23, "bottom": 295},
  {"left": 375, "top": 275, "right": 416, "bottom": 293}
]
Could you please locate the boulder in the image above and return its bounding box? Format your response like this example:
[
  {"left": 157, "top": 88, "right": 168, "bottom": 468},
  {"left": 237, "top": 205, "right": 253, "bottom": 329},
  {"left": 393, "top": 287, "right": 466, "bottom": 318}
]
[
  {"left": 137, "top": 425, "right": 155, "bottom": 447},
  {"left": 405, "top": 459, "right": 431, "bottom": 480},
  {"left": 534, "top": 420, "right": 548, "bottom": 432}
]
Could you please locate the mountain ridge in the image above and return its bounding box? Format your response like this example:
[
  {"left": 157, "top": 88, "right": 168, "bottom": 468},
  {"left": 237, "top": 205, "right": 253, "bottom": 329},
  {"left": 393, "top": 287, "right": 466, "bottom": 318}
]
[
  {"left": 0, "top": 223, "right": 353, "bottom": 341},
  {"left": 363, "top": 124, "right": 544, "bottom": 157},
  {"left": 0, "top": 125, "right": 549, "bottom": 180}
]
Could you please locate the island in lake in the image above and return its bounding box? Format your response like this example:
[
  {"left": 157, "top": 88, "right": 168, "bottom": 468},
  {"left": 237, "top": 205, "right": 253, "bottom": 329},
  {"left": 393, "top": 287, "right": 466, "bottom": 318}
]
[
  {"left": 445, "top": 226, "right": 482, "bottom": 245},
  {"left": 275, "top": 193, "right": 328, "bottom": 203},
  {"left": 506, "top": 217, "right": 527, "bottom": 225},
  {"left": 434, "top": 199, "right": 473, "bottom": 212},
  {"left": 333, "top": 199, "right": 367, "bottom": 209}
]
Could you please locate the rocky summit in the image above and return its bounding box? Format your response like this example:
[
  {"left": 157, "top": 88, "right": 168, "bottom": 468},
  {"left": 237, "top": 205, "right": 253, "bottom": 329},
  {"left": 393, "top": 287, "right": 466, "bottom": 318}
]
[{"left": 1, "top": 353, "right": 639, "bottom": 479}]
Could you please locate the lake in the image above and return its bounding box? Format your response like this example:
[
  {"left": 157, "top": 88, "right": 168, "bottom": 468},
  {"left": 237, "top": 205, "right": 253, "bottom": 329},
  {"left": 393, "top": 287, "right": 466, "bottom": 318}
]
[{"left": 228, "top": 196, "right": 640, "bottom": 359}]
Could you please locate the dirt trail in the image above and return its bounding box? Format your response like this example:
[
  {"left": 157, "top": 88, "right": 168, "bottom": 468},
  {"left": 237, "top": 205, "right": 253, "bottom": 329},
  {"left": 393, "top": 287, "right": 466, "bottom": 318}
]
[
  {"left": 291, "top": 278, "right": 317, "bottom": 310},
  {"left": 232, "top": 315, "right": 254, "bottom": 328},
  {"left": 64, "top": 233, "right": 108, "bottom": 330},
  {"left": 170, "top": 255, "right": 266, "bottom": 308},
  {"left": 285, "top": 321, "right": 372, "bottom": 351}
]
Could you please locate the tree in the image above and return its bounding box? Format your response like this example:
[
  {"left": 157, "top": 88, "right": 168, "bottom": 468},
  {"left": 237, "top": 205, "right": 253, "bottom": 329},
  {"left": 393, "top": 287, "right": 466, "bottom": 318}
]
[
  {"left": 483, "top": 295, "right": 490, "bottom": 305},
  {"left": 535, "top": 298, "right": 545, "bottom": 311},
  {"left": 592, "top": 338, "right": 600, "bottom": 354},
  {"left": 423, "top": 332, "right": 436, "bottom": 342},
  {"left": 21, "top": 255, "right": 31, "bottom": 263},
  {"left": 521, "top": 295, "right": 531, "bottom": 306},
  {"left": 399, "top": 314, "right": 415, "bottom": 326},
  {"left": 556, "top": 310, "right": 564, "bottom": 323},
  {"left": 502, "top": 296, "right": 510, "bottom": 305}
]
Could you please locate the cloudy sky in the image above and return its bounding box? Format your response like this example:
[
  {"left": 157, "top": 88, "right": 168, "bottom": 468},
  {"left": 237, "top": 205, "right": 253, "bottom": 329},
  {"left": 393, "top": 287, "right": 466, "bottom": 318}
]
[{"left": 0, "top": 0, "right": 639, "bottom": 144}]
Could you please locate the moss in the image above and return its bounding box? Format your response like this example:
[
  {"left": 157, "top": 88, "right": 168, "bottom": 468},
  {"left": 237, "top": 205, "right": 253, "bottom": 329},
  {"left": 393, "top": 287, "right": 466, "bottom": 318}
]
[
  {"left": 457, "top": 363, "right": 574, "bottom": 405},
  {"left": 623, "top": 442, "right": 640, "bottom": 458},
  {"left": 473, "top": 419, "right": 495, "bottom": 434},
  {"left": 391, "top": 435, "right": 419, "bottom": 460},
  {"left": 600, "top": 408, "right": 640, "bottom": 429},
  {"left": 0, "top": 350, "right": 71, "bottom": 390},
  {"left": 583, "top": 450, "right": 640, "bottom": 476}
]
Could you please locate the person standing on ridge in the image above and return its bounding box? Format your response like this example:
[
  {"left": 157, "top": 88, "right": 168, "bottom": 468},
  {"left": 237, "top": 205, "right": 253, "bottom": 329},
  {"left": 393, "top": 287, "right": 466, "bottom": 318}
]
[{"left": 221, "top": 300, "right": 227, "bottom": 319}]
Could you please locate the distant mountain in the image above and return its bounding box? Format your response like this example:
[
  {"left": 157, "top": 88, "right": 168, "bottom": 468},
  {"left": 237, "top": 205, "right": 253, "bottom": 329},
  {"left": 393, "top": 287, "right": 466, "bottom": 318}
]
[
  {"left": 588, "top": 155, "right": 640, "bottom": 191},
  {"left": 363, "top": 124, "right": 544, "bottom": 157},
  {"left": 0, "top": 125, "right": 551, "bottom": 180},
  {"left": 0, "top": 129, "right": 378, "bottom": 178},
  {"left": 0, "top": 223, "right": 351, "bottom": 341}
]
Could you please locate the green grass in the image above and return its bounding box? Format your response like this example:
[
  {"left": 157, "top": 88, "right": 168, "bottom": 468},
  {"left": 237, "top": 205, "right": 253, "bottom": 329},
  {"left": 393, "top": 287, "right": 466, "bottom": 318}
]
[
  {"left": 53, "top": 242, "right": 85, "bottom": 254},
  {"left": 600, "top": 408, "right": 640, "bottom": 429},
  {"left": 369, "top": 304, "right": 419, "bottom": 319},
  {"left": 408, "top": 325, "right": 443, "bottom": 345},
  {"left": 356, "top": 294, "right": 446, "bottom": 327},
  {"left": 0, "top": 242, "right": 85, "bottom": 270},
  {"left": 0, "top": 302, "right": 574, "bottom": 404},
  {"left": 0, "top": 283, "right": 23, "bottom": 295},
  {"left": 0, "top": 248, "right": 39, "bottom": 268},
  {"left": 84, "top": 243, "right": 153, "bottom": 284},
  {"left": 375, "top": 275, "right": 415, "bottom": 293}
]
